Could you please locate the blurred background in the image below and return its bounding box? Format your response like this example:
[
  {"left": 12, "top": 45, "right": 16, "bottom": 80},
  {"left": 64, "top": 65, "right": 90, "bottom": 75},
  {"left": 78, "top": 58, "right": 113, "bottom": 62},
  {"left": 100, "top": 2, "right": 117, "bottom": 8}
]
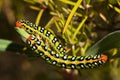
[{"left": 0, "top": 0, "right": 120, "bottom": 80}]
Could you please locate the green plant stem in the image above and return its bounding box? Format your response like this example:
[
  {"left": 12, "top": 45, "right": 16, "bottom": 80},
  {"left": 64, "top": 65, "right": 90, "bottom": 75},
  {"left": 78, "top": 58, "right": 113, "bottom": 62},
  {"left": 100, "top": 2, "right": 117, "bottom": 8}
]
[
  {"left": 60, "top": 0, "right": 83, "bottom": 9},
  {"left": 63, "top": 0, "right": 82, "bottom": 33},
  {"left": 72, "top": 16, "right": 88, "bottom": 40},
  {"left": 35, "top": 9, "right": 44, "bottom": 25}
]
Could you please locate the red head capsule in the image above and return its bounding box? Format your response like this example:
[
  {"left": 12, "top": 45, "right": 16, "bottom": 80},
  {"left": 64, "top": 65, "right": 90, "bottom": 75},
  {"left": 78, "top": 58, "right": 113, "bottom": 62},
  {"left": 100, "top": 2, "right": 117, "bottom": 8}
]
[
  {"left": 16, "top": 21, "right": 24, "bottom": 28},
  {"left": 100, "top": 55, "right": 108, "bottom": 62}
]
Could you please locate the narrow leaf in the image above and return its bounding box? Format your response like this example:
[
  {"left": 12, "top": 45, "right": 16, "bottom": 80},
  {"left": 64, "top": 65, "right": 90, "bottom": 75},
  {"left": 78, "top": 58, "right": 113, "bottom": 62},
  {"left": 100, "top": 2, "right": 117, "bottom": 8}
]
[{"left": 86, "top": 30, "right": 120, "bottom": 55}]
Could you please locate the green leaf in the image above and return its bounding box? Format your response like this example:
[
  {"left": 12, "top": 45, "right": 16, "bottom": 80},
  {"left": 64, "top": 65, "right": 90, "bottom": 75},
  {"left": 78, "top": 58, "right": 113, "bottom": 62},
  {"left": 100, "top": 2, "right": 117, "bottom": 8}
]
[
  {"left": 86, "top": 30, "right": 120, "bottom": 55},
  {"left": 15, "top": 27, "right": 30, "bottom": 42},
  {"left": 0, "top": 39, "right": 26, "bottom": 53},
  {"left": 0, "top": 39, "right": 37, "bottom": 57}
]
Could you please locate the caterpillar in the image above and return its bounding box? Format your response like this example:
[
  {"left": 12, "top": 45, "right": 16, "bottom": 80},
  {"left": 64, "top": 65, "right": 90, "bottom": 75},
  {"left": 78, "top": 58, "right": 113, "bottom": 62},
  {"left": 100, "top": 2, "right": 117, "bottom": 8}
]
[
  {"left": 16, "top": 20, "right": 66, "bottom": 54},
  {"left": 26, "top": 35, "right": 108, "bottom": 69}
]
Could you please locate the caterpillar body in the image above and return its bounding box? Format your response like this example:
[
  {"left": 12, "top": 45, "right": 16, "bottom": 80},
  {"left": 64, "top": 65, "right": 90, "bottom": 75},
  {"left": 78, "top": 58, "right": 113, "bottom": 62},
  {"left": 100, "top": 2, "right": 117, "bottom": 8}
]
[
  {"left": 16, "top": 20, "right": 66, "bottom": 54},
  {"left": 26, "top": 35, "right": 107, "bottom": 69},
  {"left": 16, "top": 20, "right": 108, "bottom": 69}
]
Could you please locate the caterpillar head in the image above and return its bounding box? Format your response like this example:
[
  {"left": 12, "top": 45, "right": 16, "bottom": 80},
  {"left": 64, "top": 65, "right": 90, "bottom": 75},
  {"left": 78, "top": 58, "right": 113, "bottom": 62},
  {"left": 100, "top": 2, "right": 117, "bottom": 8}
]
[
  {"left": 99, "top": 54, "right": 108, "bottom": 63},
  {"left": 16, "top": 19, "right": 30, "bottom": 28}
]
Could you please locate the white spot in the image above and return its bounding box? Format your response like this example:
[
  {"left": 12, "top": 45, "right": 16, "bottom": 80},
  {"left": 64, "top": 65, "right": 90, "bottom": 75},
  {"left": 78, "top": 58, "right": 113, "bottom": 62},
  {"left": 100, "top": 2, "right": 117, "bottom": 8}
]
[
  {"left": 39, "top": 52, "right": 43, "bottom": 56},
  {"left": 62, "top": 64, "right": 66, "bottom": 68},
  {"left": 27, "top": 41, "right": 31, "bottom": 45},
  {"left": 94, "top": 62, "right": 98, "bottom": 66},
  {"left": 72, "top": 56, "right": 76, "bottom": 61},
  {"left": 32, "top": 46, "right": 36, "bottom": 50},
  {"left": 63, "top": 55, "right": 67, "bottom": 60},
  {"left": 31, "top": 37, "right": 35, "bottom": 40},
  {"left": 93, "top": 55, "right": 97, "bottom": 59},
  {"left": 52, "top": 61, "right": 56, "bottom": 65},
  {"left": 46, "top": 58, "right": 50, "bottom": 61},
  {"left": 55, "top": 54, "right": 59, "bottom": 58},
  {"left": 36, "top": 41, "right": 41, "bottom": 45},
  {"left": 59, "top": 44, "right": 62, "bottom": 47},
  {"left": 98, "top": 60, "right": 102, "bottom": 64},
  {"left": 71, "top": 65, "right": 75, "bottom": 69},
  {"left": 52, "top": 37, "right": 57, "bottom": 43},
  {"left": 97, "top": 55, "right": 101, "bottom": 59},
  {"left": 80, "top": 56, "right": 84, "bottom": 60},
  {"left": 80, "top": 64, "right": 85, "bottom": 68},
  {"left": 46, "top": 32, "right": 50, "bottom": 36}
]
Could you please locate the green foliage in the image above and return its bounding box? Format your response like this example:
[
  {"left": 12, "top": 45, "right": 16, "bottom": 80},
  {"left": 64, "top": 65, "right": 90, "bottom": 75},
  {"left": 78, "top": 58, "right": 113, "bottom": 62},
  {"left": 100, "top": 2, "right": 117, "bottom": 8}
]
[
  {"left": 0, "top": 0, "right": 120, "bottom": 80},
  {"left": 86, "top": 30, "right": 120, "bottom": 55}
]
